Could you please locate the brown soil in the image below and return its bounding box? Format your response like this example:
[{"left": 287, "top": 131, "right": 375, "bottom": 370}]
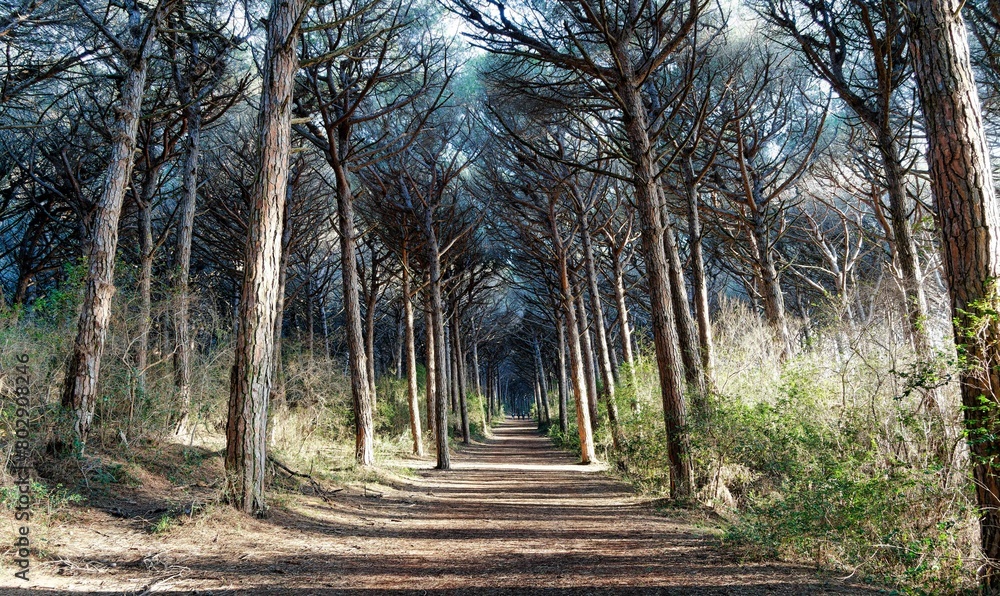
[{"left": 2, "top": 420, "right": 882, "bottom": 595}]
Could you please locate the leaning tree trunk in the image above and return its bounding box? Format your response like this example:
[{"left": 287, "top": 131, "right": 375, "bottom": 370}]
[
  {"left": 908, "top": 0, "right": 1000, "bottom": 587},
  {"left": 401, "top": 248, "right": 423, "bottom": 456},
  {"left": 270, "top": 177, "right": 294, "bottom": 418},
  {"left": 394, "top": 310, "right": 404, "bottom": 379},
  {"left": 446, "top": 324, "right": 457, "bottom": 413},
  {"left": 619, "top": 75, "right": 693, "bottom": 499},
  {"left": 224, "top": 0, "right": 300, "bottom": 516},
  {"left": 533, "top": 337, "right": 551, "bottom": 424},
  {"left": 62, "top": 11, "right": 163, "bottom": 449},
  {"left": 661, "top": 196, "right": 706, "bottom": 404},
  {"left": 332, "top": 146, "right": 374, "bottom": 466},
  {"left": 580, "top": 213, "right": 622, "bottom": 447}
]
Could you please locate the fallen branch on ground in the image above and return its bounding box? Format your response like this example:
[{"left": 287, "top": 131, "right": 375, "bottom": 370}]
[{"left": 268, "top": 456, "right": 344, "bottom": 502}]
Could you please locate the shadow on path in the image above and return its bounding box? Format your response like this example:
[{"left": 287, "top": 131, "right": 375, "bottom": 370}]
[{"left": 13, "top": 419, "right": 881, "bottom": 595}]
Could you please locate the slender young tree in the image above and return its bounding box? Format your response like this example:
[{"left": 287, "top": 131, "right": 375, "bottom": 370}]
[{"left": 401, "top": 240, "right": 424, "bottom": 455}]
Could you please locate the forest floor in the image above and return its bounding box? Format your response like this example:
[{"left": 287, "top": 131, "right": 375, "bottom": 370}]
[{"left": 1, "top": 419, "right": 883, "bottom": 595}]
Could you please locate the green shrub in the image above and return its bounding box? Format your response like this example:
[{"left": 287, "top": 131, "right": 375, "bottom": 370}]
[{"left": 589, "top": 299, "right": 977, "bottom": 592}]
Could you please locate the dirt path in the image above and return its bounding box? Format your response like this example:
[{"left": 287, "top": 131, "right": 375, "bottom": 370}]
[{"left": 5, "top": 420, "right": 878, "bottom": 594}]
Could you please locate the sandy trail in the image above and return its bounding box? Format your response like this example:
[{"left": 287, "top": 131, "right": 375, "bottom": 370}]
[{"left": 3, "top": 419, "right": 877, "bottom": 594}]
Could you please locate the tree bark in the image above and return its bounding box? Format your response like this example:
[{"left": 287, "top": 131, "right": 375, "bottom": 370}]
[
  {"left": 619, "top": 76, "right": 693, "bottom": 499},
  {"left": 562, "top": 276, "right": 596, "bottom": 462},
  {"left": 557, "top": 313, "right": 569, "bottom": 432},
  {"left": 908, "top": 0, "right": 1000, "bottom": 586},
  {"left": 267, "top": 186, "right": 292, "bottom": 447},
  {"left": 750, "top": 204, "right": 793, "bottom": 358},
  {"left": 424, "top": 293, "right": 437, "bottom": 441},
  {"left": 446, "top": 323, "right": 458, "bottom": 413},
  {"left": 453, "top": 315, "right": 470, "bottom": 444},
  {"left": 363, "top": 263, "right": 378, "bottom": 406},
  {"left": 580, "top": 212, "right": 622, "bottom": 444},
  {"left": 136, "top": 175, "right": 156, "bottom": 400},
  {"left": 394, "top": 308, "right": 404, "bottom": 379},
  {"left": 681, "top": 154, "right": 715, "bottom": 381},
  {"left": 660, "top": 191, "right": 705, "bottom": 400},
  {"left": 62, "top": 3, "right": 169, "bottom": 448},
  {"left": 425, "top": 209, "right": 450, "bottom": 469},
  {"left": 533, "top": 337, "right": 551, "bottom": 424},
  {"left": 874, "top": 131, "right": 932, "bottom": 350},
  {"left": 401, "top": 248, "right": 423, "bottom": 456},
  {"left": 332, "top": 145, "right": 374, "bottom": 466},
  {"left": 575, "top": 291, "right": 600, "bottom": 432},
  {"left": 550, "top": 211, "right": 596, "bottom": 463},
  {"left": 471, "top": 335, "right": 482, "bottom": 397},
  {"left": 224, "top": 0, "right": 300, "bottom": 516},
  {"left": 611, "top": 246, "right": 638, "bottom": 392},
  {"left": 174, "top": 91, "right": 201, "bottom": 435}
]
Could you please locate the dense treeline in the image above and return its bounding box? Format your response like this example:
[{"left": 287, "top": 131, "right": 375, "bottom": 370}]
[{"left": 2, "top": 0, "right": 1000, "bottom": 591}]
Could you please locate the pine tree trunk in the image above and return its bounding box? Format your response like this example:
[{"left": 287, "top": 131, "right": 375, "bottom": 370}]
[
  {"left": 534, "top": 377, "right": 543, "bottom": 426},
  {"left": 619, "top": 77, "right": 692, "bottom": 499},
  {"left": 453, "top": 317, "right": 470, "bottom": 444},
  {"left": 611, "top": 249, "right": 638, "bottom": 392},
  {"left": 271, "top": 184, "right": 293, "bottom": 418},
  {"left": 533, "top": 337, "right": 551, "bottom": 424},
  {"left": 425, "top": 210, "right": 450, "bottom": 469},
  {"left": 560, "top": 262, "right": 596, "bottom": 463},
  {"left": 364, "top": 273, "right": 378, "bottom": 406},
  {"left": 471, "top": 334, "right": 482, "bottom": 397},
  {"left": 402, "top": 248, "right": 423, "bottom": 456},
  {"left": 751, "top": 206, "right": 793, "bottom": 359},
  {"left": 575, "top": 291, "right": 600, "bottom": 432},
  {"left": 224, "top": 0, "right": 300, "bottom": 515},
  {"left": 557, "top": 313, "right": 569, "bottom": 433},
  {"left": 136, "top": 177, "right": 155, "bottom": 399},
  {"left": 661, "top": 187, "right": 705, "bottom": 399},
  {"left": 62, "top": 7, "right": 165, "bottom": 448},
  {"left": 447, "top": 324, "right": 458, "bottom": 414},
  {"left": 394, "top": 309, "right": 404, "bottom": 379},
  {"left": 908, "top": 0, "right": 1000, "bottom": 585},
  {"left": 682, "top": 155, "right": 715, "bottom": 381},
  {"left": 174, "top": 100, "right": 201, "bottom": 435},
  {"left": 484, "top": 363, "right": 492, "bottom": 424},
  {"left": 580, "top": 214, "right": 623, "bottom": 442},
  {"left": 876, "top": 131, "right": 931, "bottom": 353},
  {"left": 551, "top": 214, "right": 595, "bottom": 463},
  {"left": 424, "top": 294, "right": 437, "bottom": 440},
  {"left": 533, "top": 336, "right": 549, "bottom": 398},
  {"left": 332, "top": 146, "right": 374, "bottom": 466}
]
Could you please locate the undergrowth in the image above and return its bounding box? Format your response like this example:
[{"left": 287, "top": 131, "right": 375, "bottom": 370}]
[{"left": 550, "top": 299, "right": 977, "bottom": 593}]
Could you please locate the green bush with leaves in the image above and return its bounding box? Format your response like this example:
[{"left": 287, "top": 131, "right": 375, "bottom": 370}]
[{"left": 593, "top": 300, "right": 977, "bottom": 593}]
